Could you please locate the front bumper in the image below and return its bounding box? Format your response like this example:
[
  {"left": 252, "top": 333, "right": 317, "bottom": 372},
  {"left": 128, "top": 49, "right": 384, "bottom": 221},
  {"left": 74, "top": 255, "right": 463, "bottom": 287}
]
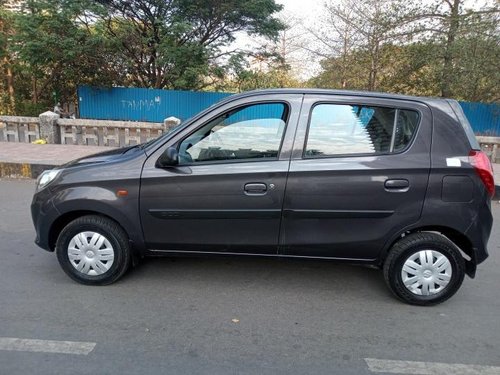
[{"left": 31, "top": 188, "right": 60, "bottom": 252}]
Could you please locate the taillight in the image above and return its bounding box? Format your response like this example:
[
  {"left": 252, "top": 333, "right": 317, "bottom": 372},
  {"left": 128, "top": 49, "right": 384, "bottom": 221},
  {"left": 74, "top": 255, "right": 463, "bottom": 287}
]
[{"left": 469, "top": 150, "right": 495, "bottom": 198}]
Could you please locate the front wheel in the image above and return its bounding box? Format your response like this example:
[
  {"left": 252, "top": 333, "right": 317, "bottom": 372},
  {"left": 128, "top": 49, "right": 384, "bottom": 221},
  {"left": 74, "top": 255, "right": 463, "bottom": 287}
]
[
  {"left": 56, "top": 215, "right": 131, "bottom": 285},
  {"left": 383, "top": 232, "right": 465, "bottom": 305}
]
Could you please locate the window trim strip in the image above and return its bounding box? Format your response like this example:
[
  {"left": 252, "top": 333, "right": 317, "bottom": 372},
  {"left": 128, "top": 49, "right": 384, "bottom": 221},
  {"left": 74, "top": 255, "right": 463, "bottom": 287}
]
[{"left": 389, "top": 108, "right": 399, "bottom": 153}]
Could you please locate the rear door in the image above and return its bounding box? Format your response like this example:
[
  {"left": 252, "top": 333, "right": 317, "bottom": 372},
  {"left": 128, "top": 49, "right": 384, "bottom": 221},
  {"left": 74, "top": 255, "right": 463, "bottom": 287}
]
[{"left": 281, "top": 94, "right": 432, "bottom": 260}]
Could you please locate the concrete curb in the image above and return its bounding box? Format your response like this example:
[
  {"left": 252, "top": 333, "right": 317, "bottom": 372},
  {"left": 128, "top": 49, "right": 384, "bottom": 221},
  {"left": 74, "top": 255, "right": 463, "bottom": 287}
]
[{"left": 0, "top": 162, "right": 57, "bottom": 179}]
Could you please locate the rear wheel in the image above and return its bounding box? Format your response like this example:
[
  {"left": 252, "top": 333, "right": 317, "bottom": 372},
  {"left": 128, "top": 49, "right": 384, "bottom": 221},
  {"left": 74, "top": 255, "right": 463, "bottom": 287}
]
[
  {"left": 383, "top": 232, "right": 465, "bottom": 305},
  {"left": 56, "top": 215, "right": 131, "bottom": 285}
]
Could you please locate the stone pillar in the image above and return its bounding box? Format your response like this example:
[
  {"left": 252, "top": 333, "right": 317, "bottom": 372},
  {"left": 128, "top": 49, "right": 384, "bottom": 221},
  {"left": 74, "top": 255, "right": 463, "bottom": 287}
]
[
  {"left": 163, "top": 116, "right": 181, "bottom": 131},
  {"left": 39, "top": 111, "right": 61, "bottom": 144}
]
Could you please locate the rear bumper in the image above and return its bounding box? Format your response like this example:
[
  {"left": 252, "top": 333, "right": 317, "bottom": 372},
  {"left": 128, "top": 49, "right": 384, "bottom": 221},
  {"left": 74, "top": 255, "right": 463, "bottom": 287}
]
[{"left": 464, "top": 200, "right": 493, "bottom": 265}]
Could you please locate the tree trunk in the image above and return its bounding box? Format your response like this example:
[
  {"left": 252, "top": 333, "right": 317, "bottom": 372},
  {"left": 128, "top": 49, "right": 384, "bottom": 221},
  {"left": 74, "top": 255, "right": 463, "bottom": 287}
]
[
  {"left": 341, "top": 30, "right": 348, "bottom": 88},
  {"left": 441, "top": 0, "right": 461, "bottom": 98},
  {"left": 368, "top": 41, "right": 380, "bottom": 91},
  {"left": 32, "top": 77, "right": 38, "bottom": 104},
  {"left": 3, "top": 56, "right": 15, "bottom": 114}
]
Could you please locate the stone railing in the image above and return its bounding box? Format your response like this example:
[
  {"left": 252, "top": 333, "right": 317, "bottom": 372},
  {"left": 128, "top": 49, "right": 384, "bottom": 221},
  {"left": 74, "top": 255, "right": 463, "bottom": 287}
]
[
  {"left": 0, "top": 116, "right": 40, "bottom": 143},
  {"left": 58, "top": 119, "right": 165, "bottom": 147},
  {"left": 0, "top": 112, "right": 174, "bottom": 148},
  {"left": 1, "top": 114, "right": 499, "bottom": 163},
  {"left": 477, "top": 136, "right": 499, "bottom": 164}
]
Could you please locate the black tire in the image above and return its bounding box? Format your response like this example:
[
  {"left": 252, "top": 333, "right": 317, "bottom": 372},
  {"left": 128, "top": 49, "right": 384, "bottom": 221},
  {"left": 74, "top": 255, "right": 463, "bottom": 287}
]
[
  {"left": 383, "top": 232, "right": 465, "bottom": 306},
  {"left": 56, "top": 215, "right": 131, "bottom": 285}
]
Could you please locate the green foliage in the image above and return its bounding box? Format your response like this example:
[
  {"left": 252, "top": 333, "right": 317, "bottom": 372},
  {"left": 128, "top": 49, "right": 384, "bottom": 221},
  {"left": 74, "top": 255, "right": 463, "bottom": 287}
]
[
  {"left": 1, "top": 0, "right": 498, "bottom": 117},
  {"left": 14, "top": 100, "right": 47, "bottom": 116},
  {"left": 310, "top": 37, "right": 499, "bottom": 102},
  {"left": 1, "top": 0, "right": 284, "bottom": 115},
  {"left": 211, "top": 47, "right": 301, "bottom": 93},
  {"left": 310, "top": 0, "right": 499, "bottom": 102},
  {"left": 2, "top": 0, "right": 121, "bottom": 113},
  {"left": 94, "top": 0, "right": 284, "bottom": 89}
]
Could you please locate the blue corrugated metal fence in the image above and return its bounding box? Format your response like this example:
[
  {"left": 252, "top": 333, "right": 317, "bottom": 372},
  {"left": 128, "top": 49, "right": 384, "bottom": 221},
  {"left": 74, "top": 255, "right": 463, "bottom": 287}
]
[
  {"left": 78, "top": 86, "right": 500, "bottom": 136},
  {"left": 459, "top": 101, "right": 499, "bottom": 136},
  {"left": 78, "top": 86, "right": 231, "bottom": 122}
]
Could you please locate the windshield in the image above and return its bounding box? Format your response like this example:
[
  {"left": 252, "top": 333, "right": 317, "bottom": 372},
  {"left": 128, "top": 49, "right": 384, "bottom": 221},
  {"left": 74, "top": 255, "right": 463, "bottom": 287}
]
[{"left": 140, "top": 120, "right": 190, "bottom": 152}]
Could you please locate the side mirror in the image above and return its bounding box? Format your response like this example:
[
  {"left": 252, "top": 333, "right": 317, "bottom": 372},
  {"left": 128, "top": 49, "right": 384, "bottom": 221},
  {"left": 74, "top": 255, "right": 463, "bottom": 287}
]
[{"left": 156, "top": 146, "right": 179, "bottom": 168}]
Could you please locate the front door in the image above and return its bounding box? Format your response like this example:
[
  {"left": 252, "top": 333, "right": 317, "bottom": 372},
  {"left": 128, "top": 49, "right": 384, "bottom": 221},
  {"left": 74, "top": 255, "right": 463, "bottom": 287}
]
[
  {"left": 140, "top": 95, "right": 302, "bottom": 254},
  {"left": 281, "top": 95, "right": 432, "bottom": 260}
]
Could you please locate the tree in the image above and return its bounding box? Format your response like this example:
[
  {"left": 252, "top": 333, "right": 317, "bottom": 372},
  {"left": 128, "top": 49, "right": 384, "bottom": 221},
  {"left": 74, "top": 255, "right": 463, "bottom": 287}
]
[
  {"left": 97, "top": 0, "right": 285, "bottom": 89},
  {"left": 0, "top": 0, "right": 17, "bottom": 114},
  {"left": 268, "top": 14, "right": 306, "bottom": 81},
  {"left": 453, "top": 11, "right": 500, "bottom": 102},
  {"left": 304, "top": 0, "right": 363, "bottom": 89},
  {"left": 12, "top": 0, "right": 120, "bottom": 109},
  {"left": 414, "top": 0, "right": 499, "bottom": 98},
  {"left": 1, "top": 0, "right": 285, "bottom": 115},
  {"left": 308, "top": 0, "right": 418, "bottom": 91},
  {"left": 308, "top": 0, "right": 499, "bottom": 102},
  {"left": 222, "top": 50, "right": 301, "bottom": 92},
  {"left": 213, "top": 13, "right": 306, "bottom": 92}
]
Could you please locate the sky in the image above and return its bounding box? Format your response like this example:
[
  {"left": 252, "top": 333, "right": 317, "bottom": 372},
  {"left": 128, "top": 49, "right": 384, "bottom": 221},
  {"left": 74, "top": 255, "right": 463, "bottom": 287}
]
[
  {"left": 277, "top": 0, "right": 324, "bottom": 20},
  {"left": 278, "top": 0, "right": 325, "bottom": 20}
]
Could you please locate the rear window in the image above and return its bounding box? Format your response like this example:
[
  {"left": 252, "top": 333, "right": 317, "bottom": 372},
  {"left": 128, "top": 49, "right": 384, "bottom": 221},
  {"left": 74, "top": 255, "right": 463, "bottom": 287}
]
[{"left": 305, "top": 104, "right": 419, "bottom": 157}]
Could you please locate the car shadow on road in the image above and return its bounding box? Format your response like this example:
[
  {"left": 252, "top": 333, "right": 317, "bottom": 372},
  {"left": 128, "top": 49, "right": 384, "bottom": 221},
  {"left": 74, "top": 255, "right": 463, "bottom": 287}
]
[{"left": 124, "top": 255, "right": 391, "bottom": 302}]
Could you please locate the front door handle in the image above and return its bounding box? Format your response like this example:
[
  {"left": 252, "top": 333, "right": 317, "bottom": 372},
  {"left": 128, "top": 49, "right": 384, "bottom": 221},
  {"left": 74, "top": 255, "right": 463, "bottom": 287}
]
[
  {"left": 244, "top": 183, "right": 267, "bottom": 195},
  {"left": 385, "top": 179, "right": 410, "bottom": 192}
]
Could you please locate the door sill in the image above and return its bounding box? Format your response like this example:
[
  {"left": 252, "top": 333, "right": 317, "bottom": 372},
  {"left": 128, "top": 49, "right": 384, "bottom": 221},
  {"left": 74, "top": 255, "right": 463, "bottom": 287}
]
[{"left": 147, "top": 249, "right": 377, "bottom": 263}]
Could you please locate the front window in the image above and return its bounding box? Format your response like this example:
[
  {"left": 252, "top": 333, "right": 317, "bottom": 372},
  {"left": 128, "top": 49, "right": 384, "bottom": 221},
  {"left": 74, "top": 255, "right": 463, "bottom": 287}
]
[{"left": 178, "top": 102, "right": 288, "bottom": 164}]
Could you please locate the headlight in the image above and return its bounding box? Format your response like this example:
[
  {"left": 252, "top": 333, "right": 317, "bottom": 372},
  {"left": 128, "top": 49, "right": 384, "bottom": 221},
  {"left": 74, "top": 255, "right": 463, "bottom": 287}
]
[{"left": 36, "top": 169, "right": 61, "bottom": 191}]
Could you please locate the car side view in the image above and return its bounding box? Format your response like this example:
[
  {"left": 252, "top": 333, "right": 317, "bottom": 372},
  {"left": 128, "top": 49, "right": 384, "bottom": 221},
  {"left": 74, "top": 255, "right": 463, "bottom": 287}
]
[{"left": 31, "top": 89, "right": 495, "bottom": 305}]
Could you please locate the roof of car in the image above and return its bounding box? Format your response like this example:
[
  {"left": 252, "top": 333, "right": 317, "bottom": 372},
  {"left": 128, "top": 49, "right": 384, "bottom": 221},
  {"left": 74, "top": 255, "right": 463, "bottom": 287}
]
[{"left": 224, "top": 88, "right": 448, "bottom": 105}]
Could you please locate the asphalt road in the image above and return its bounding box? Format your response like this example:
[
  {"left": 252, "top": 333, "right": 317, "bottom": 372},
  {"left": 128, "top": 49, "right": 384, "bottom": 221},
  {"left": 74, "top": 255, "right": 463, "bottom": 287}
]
[{"left": 0, "top": 178, "right": 499, "bottom": 375}]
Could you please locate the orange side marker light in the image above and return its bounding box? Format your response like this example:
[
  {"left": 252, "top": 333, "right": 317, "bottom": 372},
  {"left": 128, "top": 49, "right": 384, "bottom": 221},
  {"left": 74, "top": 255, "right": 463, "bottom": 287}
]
[{"left": 116, "top": 189, "right": 128, "bottom": 197}]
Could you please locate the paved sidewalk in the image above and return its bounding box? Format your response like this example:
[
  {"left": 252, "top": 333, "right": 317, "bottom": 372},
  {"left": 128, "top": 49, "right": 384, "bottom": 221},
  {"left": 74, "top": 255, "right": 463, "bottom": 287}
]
[
  {"left": 0, "top": 142, "right": 113, "bottom": 165},
  {"left": 493, "top": 163, "right": 500, "bottom": 200},
  {"left": 0, "top": 142, "right": 499, "bottom": 196},
  {"left": 0, "top": 142, "right": 115, "bottom": 178}
]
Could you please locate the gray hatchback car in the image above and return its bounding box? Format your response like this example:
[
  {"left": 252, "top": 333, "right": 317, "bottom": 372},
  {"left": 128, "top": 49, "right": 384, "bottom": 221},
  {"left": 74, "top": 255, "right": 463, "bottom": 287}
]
[{"left": 31, "top": 89, "right": 495, "bottom": 305}]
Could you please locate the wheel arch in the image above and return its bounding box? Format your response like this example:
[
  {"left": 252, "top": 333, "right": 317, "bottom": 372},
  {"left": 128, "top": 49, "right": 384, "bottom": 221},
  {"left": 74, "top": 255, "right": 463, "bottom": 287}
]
[
  {"left": 48, "top": 208, "right": 145, "bottom": 263},
  {"left": 382, "top": 225, "right": 477, "bottom": 278},
  {"left": 49, "top": 210, "right": 112, "bottom": 251}
]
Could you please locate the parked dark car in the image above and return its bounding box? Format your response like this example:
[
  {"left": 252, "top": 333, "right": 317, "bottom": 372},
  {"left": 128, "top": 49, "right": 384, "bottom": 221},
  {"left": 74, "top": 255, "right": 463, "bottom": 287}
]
[{"left": 31, "top": 89, "right": 495, "bottom": 305}]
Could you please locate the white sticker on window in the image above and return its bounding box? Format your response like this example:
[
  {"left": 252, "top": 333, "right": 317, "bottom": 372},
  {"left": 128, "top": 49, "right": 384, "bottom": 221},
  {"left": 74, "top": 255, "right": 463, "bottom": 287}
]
[{"left": 446, "top": 158, "right": 461, "bottom": 167}]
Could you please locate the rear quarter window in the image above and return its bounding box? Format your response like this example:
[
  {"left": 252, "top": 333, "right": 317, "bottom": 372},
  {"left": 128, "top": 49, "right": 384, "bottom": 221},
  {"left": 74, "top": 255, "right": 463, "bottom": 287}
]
[{"left": 447, "top": 100, "right": 480, "bottom": 150}]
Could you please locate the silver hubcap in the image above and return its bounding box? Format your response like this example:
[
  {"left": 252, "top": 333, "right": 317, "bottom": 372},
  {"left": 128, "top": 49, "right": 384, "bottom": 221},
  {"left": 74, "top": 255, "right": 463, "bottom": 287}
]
[
  {"left": 68, "top": 232, "right": 115, "bottom": 276},
  {"left": 401, "top": 250, "right": 452, "bottom": 296}
]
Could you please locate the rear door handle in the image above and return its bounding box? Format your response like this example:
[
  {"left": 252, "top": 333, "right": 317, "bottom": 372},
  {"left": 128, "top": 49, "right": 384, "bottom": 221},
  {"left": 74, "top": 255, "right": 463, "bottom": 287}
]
[
  {"left": 244, "top": 183, "right": 267, "bottom": 195},
  {"left": 385, "top": 179, "right": 410, "bottom": 191}
]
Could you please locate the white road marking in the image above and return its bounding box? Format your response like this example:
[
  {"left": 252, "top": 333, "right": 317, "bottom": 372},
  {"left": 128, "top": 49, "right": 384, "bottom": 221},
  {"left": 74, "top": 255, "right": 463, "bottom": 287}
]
[
  {"left": 365, "top": 358, "right": 500, "bottom": 375},
  {"left": 0, "top": 337, "right": 96, "bottom": 355}
]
